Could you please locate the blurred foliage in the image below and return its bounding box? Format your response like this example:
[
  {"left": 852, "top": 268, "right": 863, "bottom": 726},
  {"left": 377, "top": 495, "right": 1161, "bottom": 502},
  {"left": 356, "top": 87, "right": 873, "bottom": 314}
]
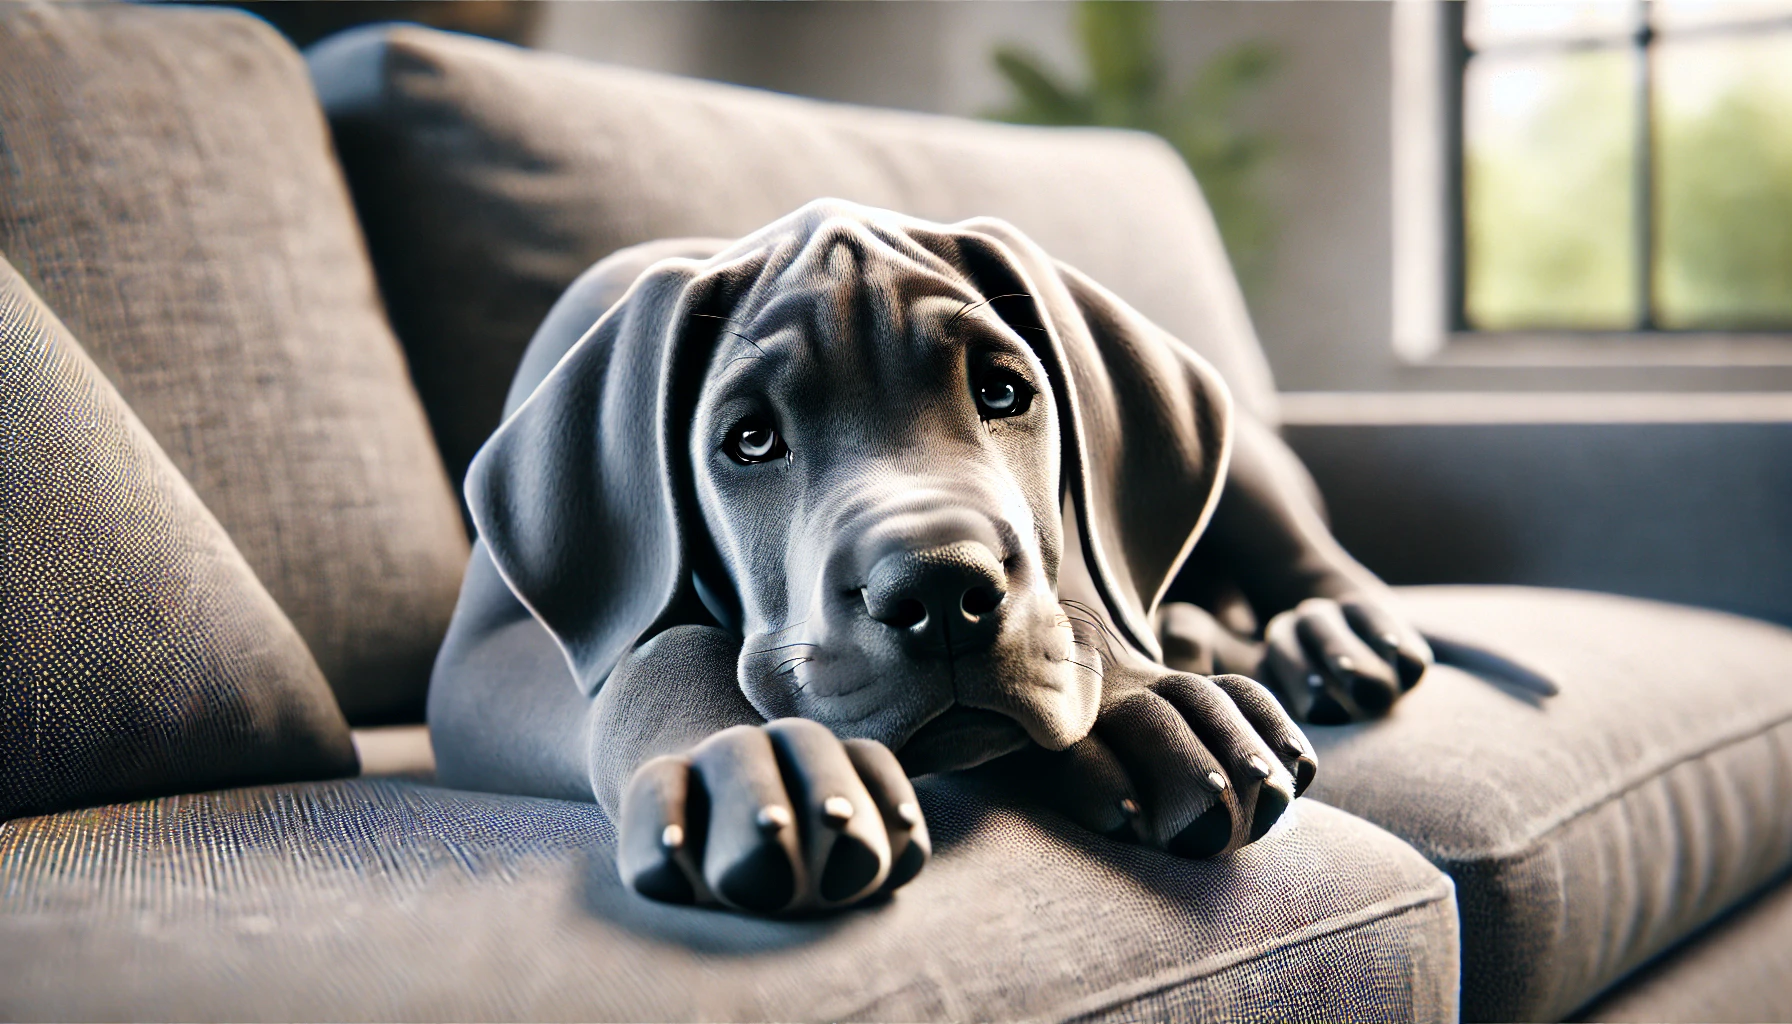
[
  {"left": 1465, "top": 54, "right": 1637, "bottom": 330},
  {"left": 1467, "top": 47, "right": 1792, "bottom": 331},
  {"left": 1657, "top": 85, "right": 1792, "bottom": 329},
  {"left": 987, "top": 2, "right": 1281, "bottom": 297}
]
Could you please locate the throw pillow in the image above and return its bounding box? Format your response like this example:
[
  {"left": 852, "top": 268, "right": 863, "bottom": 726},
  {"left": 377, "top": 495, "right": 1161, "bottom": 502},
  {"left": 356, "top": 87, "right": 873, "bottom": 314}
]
[
  {"left": 0, "top": 3, "right": 468, "bottom": 723},
  {"left": 1, "top": 253, "right": 357, "bottom": 820}
]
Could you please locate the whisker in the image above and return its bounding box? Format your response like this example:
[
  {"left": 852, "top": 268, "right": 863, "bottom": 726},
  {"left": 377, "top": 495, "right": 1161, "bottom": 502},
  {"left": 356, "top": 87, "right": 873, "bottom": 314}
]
[
  {"left": 1060, "top": 599, "right": 1127, "bottom": 648},
  {"left": 1058, "top": 607, "right": 1118, "bottom": 662},
  {"left": 945, "top": 292, "right": 1032, "bottom": 331},
  {"left": 689, "top": 313, "right": 767, "bottom": 356},
  {"left": 746, "top": 641, "right": 819, "bottom": 658}
]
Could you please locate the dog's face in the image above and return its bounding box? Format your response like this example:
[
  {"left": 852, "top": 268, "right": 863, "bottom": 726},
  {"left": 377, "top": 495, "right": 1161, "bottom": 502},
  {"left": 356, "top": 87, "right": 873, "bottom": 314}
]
[
  {"left": 689, "top": 243, "right": 1097, "bottom": 774},
  {"left": 466, "top": 200, "right": 1234, "bottom": 782}
]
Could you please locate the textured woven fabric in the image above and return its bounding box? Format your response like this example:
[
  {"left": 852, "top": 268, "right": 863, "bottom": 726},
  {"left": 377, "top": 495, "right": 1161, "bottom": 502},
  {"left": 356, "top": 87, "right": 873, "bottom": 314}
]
[
  {"left": 310, "top": 25, "right": 1279, "bottom": 492},
  {"left": 1306, "top": 585, "right": 1792, "bottom": 1022},
  {"left": 0, "top": 253, "right": 357, "bottom": 821},
  {"left": 1573, "top": 870, "right": 1792, "bottom": 1022},
  {"left": 0, "top": 2, "right": 468, "bottom": 723},
  {"left": 0, "top": 777, "right": 1456, "bottom": 1022}
]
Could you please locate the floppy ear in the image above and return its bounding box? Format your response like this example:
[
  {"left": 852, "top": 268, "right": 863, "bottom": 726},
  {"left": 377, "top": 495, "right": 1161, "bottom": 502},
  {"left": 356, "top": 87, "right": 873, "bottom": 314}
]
[
  {"left": 464, "top": 260, "right": 731, "bottom": 694},
  {"left": 934, "top": 220, "right": 1234, "bottom": 663}
]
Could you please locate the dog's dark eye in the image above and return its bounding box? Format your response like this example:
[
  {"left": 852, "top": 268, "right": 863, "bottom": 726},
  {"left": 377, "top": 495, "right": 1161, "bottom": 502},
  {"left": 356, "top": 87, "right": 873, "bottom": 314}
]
[
  {"left": 974, "top": 370, "right": 1033, "bottom": 419},
  {"left": 725, "top": 418, "right": 787, "bottom": 464}
]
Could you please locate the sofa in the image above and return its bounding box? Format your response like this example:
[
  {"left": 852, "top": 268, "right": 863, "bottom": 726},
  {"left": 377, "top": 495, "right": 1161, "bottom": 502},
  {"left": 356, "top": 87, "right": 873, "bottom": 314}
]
[{"left": 1, "top": 5, "right": 1788, "bottom": 1021}]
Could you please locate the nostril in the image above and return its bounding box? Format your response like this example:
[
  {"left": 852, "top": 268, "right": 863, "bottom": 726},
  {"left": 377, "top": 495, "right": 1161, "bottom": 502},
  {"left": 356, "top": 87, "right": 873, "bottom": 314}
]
[
  {"left": 883, "top": 598, "right": 928, "bottom": 629},
  {"left": 961, "top": 586, "right": 1004, "bottom": 617}
]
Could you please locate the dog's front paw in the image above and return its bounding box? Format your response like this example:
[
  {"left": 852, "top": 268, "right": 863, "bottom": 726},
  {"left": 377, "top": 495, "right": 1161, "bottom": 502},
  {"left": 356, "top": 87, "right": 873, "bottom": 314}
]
[
  {"left": 615, "top": 719, "right": 930, "bottom": 914},
  {"left": 1260, "top": 595, "right": 1433, "bottom": 724},
  {"left": 1042, "top": 671, "right": 1315, "bottom": 859}
]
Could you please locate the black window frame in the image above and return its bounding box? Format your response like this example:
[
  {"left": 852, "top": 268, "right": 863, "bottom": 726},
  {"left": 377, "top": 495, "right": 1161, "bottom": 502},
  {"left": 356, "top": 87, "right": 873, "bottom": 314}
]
[{"left": 1449, "top": 0, "right": 1792, "bottom": 335}]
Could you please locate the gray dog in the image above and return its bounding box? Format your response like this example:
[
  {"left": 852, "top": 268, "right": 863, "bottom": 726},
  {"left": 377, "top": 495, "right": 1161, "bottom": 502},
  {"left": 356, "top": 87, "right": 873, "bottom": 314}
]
[{"left": 430, "top": 201, "right": 1435, "bottom": 916}]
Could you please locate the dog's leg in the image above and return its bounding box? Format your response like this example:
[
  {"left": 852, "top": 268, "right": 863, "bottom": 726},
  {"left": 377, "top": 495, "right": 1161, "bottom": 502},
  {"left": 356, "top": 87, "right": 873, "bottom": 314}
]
[
  {"left": 1186, "top": 414, "right": 1434, "bottom": 722},
  {"left": 593, "top": 625, "right": 931, "bottom": 914},
  {"left": 428, "top": 543, "right": 598, "bottom": 800}
]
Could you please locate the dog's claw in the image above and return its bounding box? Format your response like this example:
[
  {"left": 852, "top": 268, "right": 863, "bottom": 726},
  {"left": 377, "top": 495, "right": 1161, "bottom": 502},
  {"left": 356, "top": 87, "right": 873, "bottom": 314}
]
[
  {"left": 821, "top": 796, "right": 855, "bottom": 825},
  {"left": 617, "top": 724, "right": 928, "bottom": 915}
]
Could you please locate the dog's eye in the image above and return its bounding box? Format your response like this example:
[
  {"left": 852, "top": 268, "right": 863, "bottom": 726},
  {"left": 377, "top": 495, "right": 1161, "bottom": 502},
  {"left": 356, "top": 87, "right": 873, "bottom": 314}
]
[
  {"left": 725, "top": 418, "right": 787, "bottom": 464},
  {"left": 974, "top": 370, "right": 1033, "bottom": 419}
]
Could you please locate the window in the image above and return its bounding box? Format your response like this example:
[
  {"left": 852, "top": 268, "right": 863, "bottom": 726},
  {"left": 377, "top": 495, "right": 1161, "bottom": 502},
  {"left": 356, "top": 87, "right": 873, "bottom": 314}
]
[{"left": 1456, "top": 1, "right": 1792, "bottom": 333}]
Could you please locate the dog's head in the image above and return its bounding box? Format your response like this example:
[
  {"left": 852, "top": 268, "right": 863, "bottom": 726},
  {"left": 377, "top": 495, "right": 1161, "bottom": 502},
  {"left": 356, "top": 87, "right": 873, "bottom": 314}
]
[{"left": 467, "top": 201, "right": 1232, "bottom": 774}]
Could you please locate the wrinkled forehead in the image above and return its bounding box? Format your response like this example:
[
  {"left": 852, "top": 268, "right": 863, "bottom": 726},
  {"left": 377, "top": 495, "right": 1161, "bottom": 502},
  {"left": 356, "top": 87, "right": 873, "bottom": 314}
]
[{"left": 703, "top": 219, "right": 1014, "bottom": 388}]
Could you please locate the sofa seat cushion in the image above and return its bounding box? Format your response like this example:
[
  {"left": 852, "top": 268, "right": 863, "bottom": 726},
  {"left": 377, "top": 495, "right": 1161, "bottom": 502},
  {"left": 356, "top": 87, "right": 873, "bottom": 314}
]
[
  {"left": 1572, "top": 869, "right": 1792, "bottom": 1023},
  {"left": 0, "top": 777, "right": 1458, "bottom": 1022},
  {"left": 1305, "top": 585, "right": 1792, "bottom": 1022},
  {"left": 0, "top": 2, "right": 469, "bottom": 724},
  {"left": 307, "top": 24, "right": 1278, "bottom": 493}
]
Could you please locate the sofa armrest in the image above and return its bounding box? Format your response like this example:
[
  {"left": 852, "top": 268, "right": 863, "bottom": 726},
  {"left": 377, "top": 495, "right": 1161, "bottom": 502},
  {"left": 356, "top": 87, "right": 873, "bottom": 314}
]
[{"left": 1279, "top": 392, "right": 1792, "bottom": 626}]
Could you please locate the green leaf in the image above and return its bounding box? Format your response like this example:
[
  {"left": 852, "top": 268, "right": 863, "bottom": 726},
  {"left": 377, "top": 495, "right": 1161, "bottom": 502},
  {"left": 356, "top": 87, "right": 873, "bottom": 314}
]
[
  {"left": 989, "top": 47, "right": 1093, "bottom": 125},
  {"left": 1079, "top": 1, "right": 1162, "bottom": 119},
  {"left": 984, "top": 2, "right": 1282, "bottom": 301}
]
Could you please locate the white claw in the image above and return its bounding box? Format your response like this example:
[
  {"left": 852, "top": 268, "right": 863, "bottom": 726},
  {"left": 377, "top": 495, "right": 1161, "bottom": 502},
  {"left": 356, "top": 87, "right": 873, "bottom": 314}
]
[
  {"left": 661, "top": 824, "right": 684, "bottom": 850},
  {"left": 755, "top": 804, "right": 793, "bottom": 832},
  {"left": 1204, "top": 771, "right": 1229, "bottom": 793},
  {"left": 821, "top": 796, "right": 855, "bottom": 825},
  {"left": 896, "top": 801, "right": 922, "bottom": 827}
]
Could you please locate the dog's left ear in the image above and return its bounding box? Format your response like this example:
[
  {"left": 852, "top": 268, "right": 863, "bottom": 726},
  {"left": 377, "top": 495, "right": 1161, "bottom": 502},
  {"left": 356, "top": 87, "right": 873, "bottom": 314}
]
[
  {"left": 929, "top": 220, "right": 1234, "bottom": 662},
  {"left": 464, "top": 258, "right": 738, "bottom": 694}
]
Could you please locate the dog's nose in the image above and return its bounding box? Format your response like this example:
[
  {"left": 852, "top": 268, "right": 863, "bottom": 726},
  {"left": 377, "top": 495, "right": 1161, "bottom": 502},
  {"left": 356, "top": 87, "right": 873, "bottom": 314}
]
[{"left": 863, "top": 541, "right": 1007, "bottom": 641}]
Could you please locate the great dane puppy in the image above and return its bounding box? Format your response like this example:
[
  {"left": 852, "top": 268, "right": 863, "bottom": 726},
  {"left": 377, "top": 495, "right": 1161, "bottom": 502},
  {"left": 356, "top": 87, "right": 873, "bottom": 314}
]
[{"left": 431, "top": 200, "right": 1433, "bottom": 915}]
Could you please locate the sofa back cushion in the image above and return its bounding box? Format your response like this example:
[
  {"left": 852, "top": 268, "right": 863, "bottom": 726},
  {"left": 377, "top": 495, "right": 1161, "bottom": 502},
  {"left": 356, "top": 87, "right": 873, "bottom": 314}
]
[
  {"left": 0, "top": 253, "right": 358, "bottom": 820},
  {"left": 0, "top": 4, "right": 469, "bottom": 723},
  {"left": 310, "top": 26, "right": 1279, "bottom": 493}
]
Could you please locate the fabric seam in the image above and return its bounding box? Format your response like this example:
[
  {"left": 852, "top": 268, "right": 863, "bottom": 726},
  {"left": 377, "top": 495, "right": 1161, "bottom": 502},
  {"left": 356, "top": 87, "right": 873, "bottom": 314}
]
[{"left": 1424, "top": 710, "right": 1792, "bottom": 864}]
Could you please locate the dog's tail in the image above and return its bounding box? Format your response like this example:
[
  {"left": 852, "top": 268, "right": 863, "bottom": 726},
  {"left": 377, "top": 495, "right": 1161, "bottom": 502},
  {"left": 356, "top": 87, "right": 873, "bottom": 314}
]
[{"left": 1422, "top": 632, "right": 1561, "bottom": 698}]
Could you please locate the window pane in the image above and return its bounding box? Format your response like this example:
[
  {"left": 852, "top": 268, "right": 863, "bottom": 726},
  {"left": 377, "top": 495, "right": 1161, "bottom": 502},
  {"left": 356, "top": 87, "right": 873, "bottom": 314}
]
[
  {"left": 1464, "top": 50, "right": 1639, "bottom": 330},
  {"left": 1467, "top": 0, "right": 1636, "bottom": 50},
  {"left": 1655, "top": 31, "right": 1792, "bottom": 328},
  {"left": 1654, "top": 0, "right": 1792, "bottom": 33}
]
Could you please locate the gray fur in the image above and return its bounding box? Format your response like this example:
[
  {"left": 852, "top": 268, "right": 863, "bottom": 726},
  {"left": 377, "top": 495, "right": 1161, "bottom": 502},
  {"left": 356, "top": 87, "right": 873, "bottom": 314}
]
[{"left": 431, "top": 201, "right": 1426, "bottom": 914}]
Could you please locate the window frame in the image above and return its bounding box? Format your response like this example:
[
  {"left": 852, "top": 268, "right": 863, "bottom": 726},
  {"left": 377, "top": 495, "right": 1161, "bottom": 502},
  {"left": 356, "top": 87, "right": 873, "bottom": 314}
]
[{"left": 1448, "top": 0, "right": 1792, "bottom": 338}]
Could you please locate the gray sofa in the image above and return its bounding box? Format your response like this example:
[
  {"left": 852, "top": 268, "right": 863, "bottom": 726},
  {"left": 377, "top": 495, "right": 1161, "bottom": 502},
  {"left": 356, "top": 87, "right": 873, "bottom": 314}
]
[{"left": 1, "top": 6, "right": 1787, "bottom": 1021}]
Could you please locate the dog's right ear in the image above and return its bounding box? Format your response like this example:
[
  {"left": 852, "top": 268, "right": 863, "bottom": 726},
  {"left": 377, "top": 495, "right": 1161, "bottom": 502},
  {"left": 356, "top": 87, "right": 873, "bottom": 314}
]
[{"left": 464, "top": 258, "right": 735, "bottom": 695}]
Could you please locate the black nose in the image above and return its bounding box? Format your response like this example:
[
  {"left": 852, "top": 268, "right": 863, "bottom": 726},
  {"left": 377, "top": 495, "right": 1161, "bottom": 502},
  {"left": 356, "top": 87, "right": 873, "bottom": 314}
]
[{"left": 863, "top": 541, "right": 1007, "bottom": 640}]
